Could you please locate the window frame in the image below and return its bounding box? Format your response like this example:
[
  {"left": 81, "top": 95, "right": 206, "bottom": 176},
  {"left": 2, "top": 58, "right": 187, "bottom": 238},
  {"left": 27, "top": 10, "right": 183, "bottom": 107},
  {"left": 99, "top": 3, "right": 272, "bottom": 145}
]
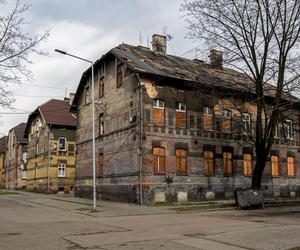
[
  {"left": 287, "top": 156, "right": 296, "bottom": 177},
  {"left": 284, "top": 119, "right": 294, "bottom": 140},
  {"left": 57, "top": 162, "right": 66, "bottom": 178},
  {"left": 271, "top": 155, "right": 280, "bottom": 177},
  {"left": 222, "top": 109, "right": 232, "bottom": 119},
  {"left": 99, "top": 77, "right": 104, "bottom": 98},
  {"left": 58, "top": 137, "right": 67, "bottom": 151},
  {"left": 176, "top": 102, "right": 186, "bottom": 112},
  {"left": 99, "top": 113, "right": 104, "bottom": 136},
  {"left": 243, "top": 153, "right": 253, "bottom": 176},
  {"left": 116, "top": 62, "right": 123, "bottom": 87},
  {"left": 203, "top": 106, "right": 213, "bottom": 116},
  {"left": 84, "top": 85, "right": 90, "bottom": 105},
  {"left": 223, "top": 151, "right": 233, "bottom": 176},
  {"left": 153, "top": 99, "right": 165, "bottom": 109},
  {"left": 153, "top": 147, "right": 166, "bottom": 175},
  {"left": 242, "top": 113, "right": 251, "bottom": 134},
  {"left": 176, "top": 148, "right": 188, "bottom": 175},
  {"left": 204, "top": 150, "right": 214, "bottom": 175}
]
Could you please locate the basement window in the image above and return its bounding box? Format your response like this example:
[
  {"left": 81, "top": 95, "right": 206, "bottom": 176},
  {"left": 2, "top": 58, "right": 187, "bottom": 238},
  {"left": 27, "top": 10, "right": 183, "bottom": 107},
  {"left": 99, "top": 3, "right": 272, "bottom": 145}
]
[{"left": 58, "top": 137, "right": 67, "bottom": 151}]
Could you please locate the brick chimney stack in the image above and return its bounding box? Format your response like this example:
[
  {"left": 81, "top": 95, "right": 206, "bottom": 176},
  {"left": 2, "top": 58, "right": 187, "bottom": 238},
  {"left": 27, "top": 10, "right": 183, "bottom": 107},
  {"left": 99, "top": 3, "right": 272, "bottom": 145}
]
[
  {"left": 209, "top": 49, "right": 223, "bottom": 69},
  {"left": 152, "top": 34, "right": 167, "bottom": 54}
]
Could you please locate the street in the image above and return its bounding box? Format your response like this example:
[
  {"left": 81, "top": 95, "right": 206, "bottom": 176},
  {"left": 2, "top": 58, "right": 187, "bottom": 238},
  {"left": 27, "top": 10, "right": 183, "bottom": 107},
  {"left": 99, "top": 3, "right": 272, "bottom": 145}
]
[{"left": 0, "top": 192, "right": 299, "bottom": 250}]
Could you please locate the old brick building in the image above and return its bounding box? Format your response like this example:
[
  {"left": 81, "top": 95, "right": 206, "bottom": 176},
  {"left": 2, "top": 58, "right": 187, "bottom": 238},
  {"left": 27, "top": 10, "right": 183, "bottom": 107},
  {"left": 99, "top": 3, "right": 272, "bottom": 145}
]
[
  {"left": 71, "top": 34, "right": 300, "bottom": 203},
  {"left": 0, "top": 136, "right": 7, "bottom": 188},
  {"left": 5, "top": 123, "right": 27, "bottom": 190},
  {"left": 25, "top": 99, "right": 76, "bottom": 193}
]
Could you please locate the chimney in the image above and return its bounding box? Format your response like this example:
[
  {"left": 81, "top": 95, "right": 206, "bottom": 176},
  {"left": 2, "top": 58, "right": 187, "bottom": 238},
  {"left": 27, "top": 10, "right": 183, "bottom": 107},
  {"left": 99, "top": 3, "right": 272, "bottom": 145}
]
[
  {"left": 69, "top": 92, "right": 75, "bottom": 105},
  {"left": 152, "top": 34, "right": 167, "bottom": 54},
  {"left": 209, "top": 49, "right": 223, "bottom": 69}
]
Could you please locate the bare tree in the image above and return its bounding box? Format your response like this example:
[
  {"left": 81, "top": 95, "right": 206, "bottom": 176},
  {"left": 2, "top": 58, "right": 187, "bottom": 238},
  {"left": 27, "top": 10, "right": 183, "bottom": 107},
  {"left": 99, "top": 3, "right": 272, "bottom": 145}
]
[
  {"left": 0, "top": 0, "right": 49, "bottom": 107},
  {"left": 182, "top": 0, "right": 300, "bottom": 188}
]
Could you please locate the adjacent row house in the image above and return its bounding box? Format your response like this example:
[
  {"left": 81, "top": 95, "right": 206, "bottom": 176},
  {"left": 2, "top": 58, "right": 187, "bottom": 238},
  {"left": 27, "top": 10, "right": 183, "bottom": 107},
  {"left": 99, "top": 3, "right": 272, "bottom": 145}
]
[
  {"left": 71, "top": 34, "right": 300, "bottom": 203},
  {"left": 0, "top": 136, "right": 7, "bottom": 188}
]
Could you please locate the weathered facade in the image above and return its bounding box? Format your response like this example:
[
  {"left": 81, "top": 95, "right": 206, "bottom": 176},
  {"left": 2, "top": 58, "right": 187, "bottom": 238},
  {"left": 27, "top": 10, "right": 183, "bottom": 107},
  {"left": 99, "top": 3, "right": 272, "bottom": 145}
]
[
  {"left": 0, "top": 136, "right": 7, "bottom": 188},
  {"left": 71, "top": 34, "right": 300, "bottom": 203},
  {"left": 25, "top": 99, "right": 76, "bottom": 193},
  {"left": 5, "top": 123, "right": 27, "bottom": 190}
]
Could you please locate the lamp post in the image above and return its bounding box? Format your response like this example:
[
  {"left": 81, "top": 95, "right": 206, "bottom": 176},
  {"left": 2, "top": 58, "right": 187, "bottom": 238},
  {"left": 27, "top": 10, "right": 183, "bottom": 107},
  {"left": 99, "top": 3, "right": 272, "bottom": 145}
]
[{"left": 55, "top": 49, "right": 96, "bottom": 211}]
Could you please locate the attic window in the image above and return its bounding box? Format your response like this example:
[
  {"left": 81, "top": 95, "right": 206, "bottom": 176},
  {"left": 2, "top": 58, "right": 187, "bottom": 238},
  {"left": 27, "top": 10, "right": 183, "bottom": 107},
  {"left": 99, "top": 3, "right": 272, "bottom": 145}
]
[{"left": 116, "top": 62, "right": 123, "bottom": 87}]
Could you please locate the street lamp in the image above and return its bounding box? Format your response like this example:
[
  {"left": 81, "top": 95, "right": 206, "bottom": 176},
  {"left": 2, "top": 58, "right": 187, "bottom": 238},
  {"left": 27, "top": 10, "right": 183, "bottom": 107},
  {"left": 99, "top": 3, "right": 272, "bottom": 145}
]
[{"left": 55, "top": 49, "right": 97, "bottom": 211}]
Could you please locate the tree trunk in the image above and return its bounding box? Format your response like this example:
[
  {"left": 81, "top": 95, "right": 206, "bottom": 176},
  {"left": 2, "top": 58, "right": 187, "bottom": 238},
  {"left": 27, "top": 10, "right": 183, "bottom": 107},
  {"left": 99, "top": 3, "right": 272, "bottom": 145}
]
[{"left": 252, "top": 151, "right": 267, "bottom": 189}]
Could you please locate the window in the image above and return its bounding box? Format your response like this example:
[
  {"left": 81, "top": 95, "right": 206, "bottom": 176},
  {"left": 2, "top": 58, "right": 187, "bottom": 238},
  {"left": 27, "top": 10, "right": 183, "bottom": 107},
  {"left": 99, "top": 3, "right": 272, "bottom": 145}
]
[
  {"left": 99, "top": 77, "right": 104, "bottom": 98},
  {"left": 58, "top": 162, "right": 66, "bottom": 177},
  {"left": 176, "top": 149, "right": 188, "bottom": 174},
  {"left": 223, "top": 152, "right": 233, "bottom": 175},
  {"left": 99, "top": 113, "right": 104, "bottom": 136},
  {"left": 203, "top": 107, "right": 213, "bottom": 131},
  {"left": 242, "top": 113, "right": 251, "bottom": 134},
  {"left": 203, "top": 107, "right": 213, "bottom": 115},
  {"left": 153, "top": 99, "right": 165, "bottom": 125},
  {"left": 204, "top": 150, "right": 214, "bottom": 175},
  {"left": 116, "top": 63, "right": 123, "bottom": 87},
  {"left": 284, "top": 120, "right": 294, "bottom": 140},
  {"left": 176, "top": 102, "right": 186, "bottom": 128},
  {"left": 85, "top": 85, "right": 90, "bottom": 104},
  {"left": 222, "top": 109, "right": 232, "bottom": 133},
  {"left": 271, "top": 155, "right": 280, "bottom": 177},
  {"left": 243, "top": 154, "right": 252, "bottom": 176},
  {"left": 58, "top": 137, "right": 67, "bottom": 151},
  {"left": 98, "top": 153, "right": 103, "bottom": 176},
  {"left": 287, "top": 156, "right": 296, "bottom": 177},
  {"left": 274, "top": 124, "right": 279, "bottom": 138},
  {"left": 153, "top": 147, "right": 165, "bottom": 174}
]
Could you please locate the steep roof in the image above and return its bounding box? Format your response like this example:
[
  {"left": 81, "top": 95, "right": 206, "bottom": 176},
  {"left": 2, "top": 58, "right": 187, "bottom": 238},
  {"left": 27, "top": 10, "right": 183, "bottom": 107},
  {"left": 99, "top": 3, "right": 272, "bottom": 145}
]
[
  {"left": 38, "top": 99, "right": 76, "bottom": 126},
  {"left": 25, "top": 99, "right": 76, "bottom": 136},
  {"left": 12, "top": 123, "right": 27, "bottom": 144},
  {"left": 0, "top": 136, "right": 7, "bottom": 153},
  {"left": 71, "top": 43, "right": 299, "bottom": 109}
]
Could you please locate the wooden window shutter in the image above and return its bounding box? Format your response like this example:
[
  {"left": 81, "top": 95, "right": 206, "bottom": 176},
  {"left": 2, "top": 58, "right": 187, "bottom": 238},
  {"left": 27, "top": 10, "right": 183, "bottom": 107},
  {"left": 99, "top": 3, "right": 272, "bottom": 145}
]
[
  {"left": 153, "top": 108, "right": 165, "bottom": 125},
  {"left": 271, "top": 155, "right": 280, "bottom": 177},
  {"left": 176, "top": 149, "right": 187, "bottom": 174},
  {"left": 243, "top": 154, "right": 252, "bottom": 176},
  {"left": 287, "top": 156, "right": 296, "bottom": 177},
  {"left": 153, "top": 147, "right": 165, "bottom": 174},
  {"left": 204, "top": 150, "right": 214, "bottom": 175},
  {"left": 176, "top": 111, "right": 186, "bottom": 128},
  {"left": 223, "top": 152, "right": 233, "bottom": 175}
]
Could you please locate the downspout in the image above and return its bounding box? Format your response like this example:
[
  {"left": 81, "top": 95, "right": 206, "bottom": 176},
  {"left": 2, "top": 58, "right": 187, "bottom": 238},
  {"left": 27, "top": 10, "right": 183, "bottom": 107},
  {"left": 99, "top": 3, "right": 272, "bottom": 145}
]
[{"left": 136, "top": 73, "right": 143, "bottom": 205}]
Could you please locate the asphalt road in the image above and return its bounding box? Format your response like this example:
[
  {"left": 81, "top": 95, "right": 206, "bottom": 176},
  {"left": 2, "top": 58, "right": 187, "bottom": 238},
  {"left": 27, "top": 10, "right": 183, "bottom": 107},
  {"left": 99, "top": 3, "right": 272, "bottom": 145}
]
[{"left": 0, "top": 192, "right": 299, "bottom": 250}]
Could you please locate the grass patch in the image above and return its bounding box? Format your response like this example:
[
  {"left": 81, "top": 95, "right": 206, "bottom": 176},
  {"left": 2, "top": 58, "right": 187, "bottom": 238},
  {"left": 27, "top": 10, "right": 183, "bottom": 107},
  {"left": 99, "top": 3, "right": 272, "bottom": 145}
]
[
  {"left": 73, "top": 207, "right": 91, "bottom": 212},
  {"left": 0, "top": 190, "right": 18, "bottom": 195}
]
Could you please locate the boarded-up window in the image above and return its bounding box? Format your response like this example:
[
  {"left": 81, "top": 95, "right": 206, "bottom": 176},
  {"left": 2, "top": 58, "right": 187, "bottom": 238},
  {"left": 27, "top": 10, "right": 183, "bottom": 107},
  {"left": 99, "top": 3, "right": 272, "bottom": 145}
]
[
  {"left": 153, "top": 99, "right": 165, "bottom": 125},
  {"left": 99, "top": 77, "right": 104, "bottom": 98},
  {"left": 243, "top": 154, "right": 252, "bottom": 176},
  {"left": 223, "top": 152, "right": 233, "bottom": 175},
  {"left": 203, "top": 107, "right": 213, "bottom": 131},
  {"left": 222, "top": 109, "right": 232, "bottom": 133},
  {"left": 116, "top": 63, "right": 123, "bottom": 87},
  {"left": 204, "top": 150, "right": 214, "bottom": 175},
  {"left": 189, "top": 114, "right": 195, "bottom": 128},
  {"left": 176, "top": 102, "right": 186, "bottom": 128},
  {"left": 153, "top": 147, "right": 165, "bottom": 174},
  {"left": 287, "top": 156, "right": 296, "bottom": 177},
  {"left": 271, "top": 155, "right": 280, "bottom": 177},
  {"left": 176, "top": 149, "right": 187, "bottom": 174},
  {"left": 98, "top": 153, "right": 103, "bottom": 176}
]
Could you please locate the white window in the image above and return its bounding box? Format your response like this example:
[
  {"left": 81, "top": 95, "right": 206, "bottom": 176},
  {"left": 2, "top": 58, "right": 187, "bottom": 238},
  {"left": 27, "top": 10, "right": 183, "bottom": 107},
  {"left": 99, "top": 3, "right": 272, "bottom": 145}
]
[
  {"left": 242, "top": 113, "right": 251, "bottom": 134},
  {"left": 58, "top": 162, "right": 66, "bottom": 177},
  {"left": 203, "top": 107, "right": 213, "bottom": 115},
  {"left": 153, "top": 99, "right": 165, "bottom": 109},
  {"left": 284, "top": 120, "right": 294, "bottom": 140},
  {"left": 222, "top": 109, "right": 231, "bottom": 119},
  {"left": 58, "top": 137, "right": 67, "bottom": 151},
  {"left": 176, "top": 102, "right": 186, "bottom": 112}
]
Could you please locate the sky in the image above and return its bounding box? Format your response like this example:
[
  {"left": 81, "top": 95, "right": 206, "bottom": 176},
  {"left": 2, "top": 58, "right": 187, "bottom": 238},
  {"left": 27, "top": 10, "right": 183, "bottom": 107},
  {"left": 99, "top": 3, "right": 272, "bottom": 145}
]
[{"left": 0, "top": 0, "right": 200, "bottom": 135}]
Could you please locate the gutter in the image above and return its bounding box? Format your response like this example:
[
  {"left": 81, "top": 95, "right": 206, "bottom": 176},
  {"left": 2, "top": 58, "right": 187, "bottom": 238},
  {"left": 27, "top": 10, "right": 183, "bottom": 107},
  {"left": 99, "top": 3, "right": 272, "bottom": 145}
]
[{"left": 136, "top": 73, "right": 143, "bottom": 205}]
